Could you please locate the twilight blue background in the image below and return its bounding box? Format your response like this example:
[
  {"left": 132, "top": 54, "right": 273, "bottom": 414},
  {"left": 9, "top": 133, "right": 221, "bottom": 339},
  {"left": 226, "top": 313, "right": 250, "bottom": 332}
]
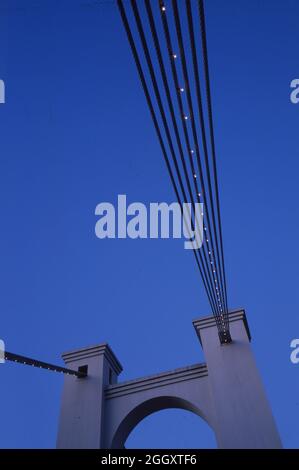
[{"left": 0, "top": 0, "right": 298, "bottom": 448}]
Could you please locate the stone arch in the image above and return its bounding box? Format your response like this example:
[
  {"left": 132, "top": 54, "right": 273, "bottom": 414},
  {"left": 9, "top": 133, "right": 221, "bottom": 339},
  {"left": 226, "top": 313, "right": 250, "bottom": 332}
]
[
  {"left": 111, "top": 395, "right": 213, "bottom": 449},
  {"left": 57, "top": 311, "right": 282, "bottom": 449}
]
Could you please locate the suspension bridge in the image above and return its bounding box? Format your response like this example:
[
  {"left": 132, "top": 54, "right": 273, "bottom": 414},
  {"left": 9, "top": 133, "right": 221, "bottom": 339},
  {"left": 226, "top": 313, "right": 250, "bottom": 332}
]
[{"left": 2, "top": 0, "right": 282, "bottom": 449}]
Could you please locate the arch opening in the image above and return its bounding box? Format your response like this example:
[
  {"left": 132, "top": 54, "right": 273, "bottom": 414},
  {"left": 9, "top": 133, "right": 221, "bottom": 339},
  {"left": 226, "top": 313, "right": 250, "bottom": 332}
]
[{"left": 111, "top": 396, "right": 216, "bottom": 449}]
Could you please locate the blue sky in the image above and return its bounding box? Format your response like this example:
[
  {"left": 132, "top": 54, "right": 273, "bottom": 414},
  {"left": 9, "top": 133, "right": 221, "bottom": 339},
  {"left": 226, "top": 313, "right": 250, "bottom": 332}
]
[{"left": 0, "top": 0, "right": 298, "bottom": 448}]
